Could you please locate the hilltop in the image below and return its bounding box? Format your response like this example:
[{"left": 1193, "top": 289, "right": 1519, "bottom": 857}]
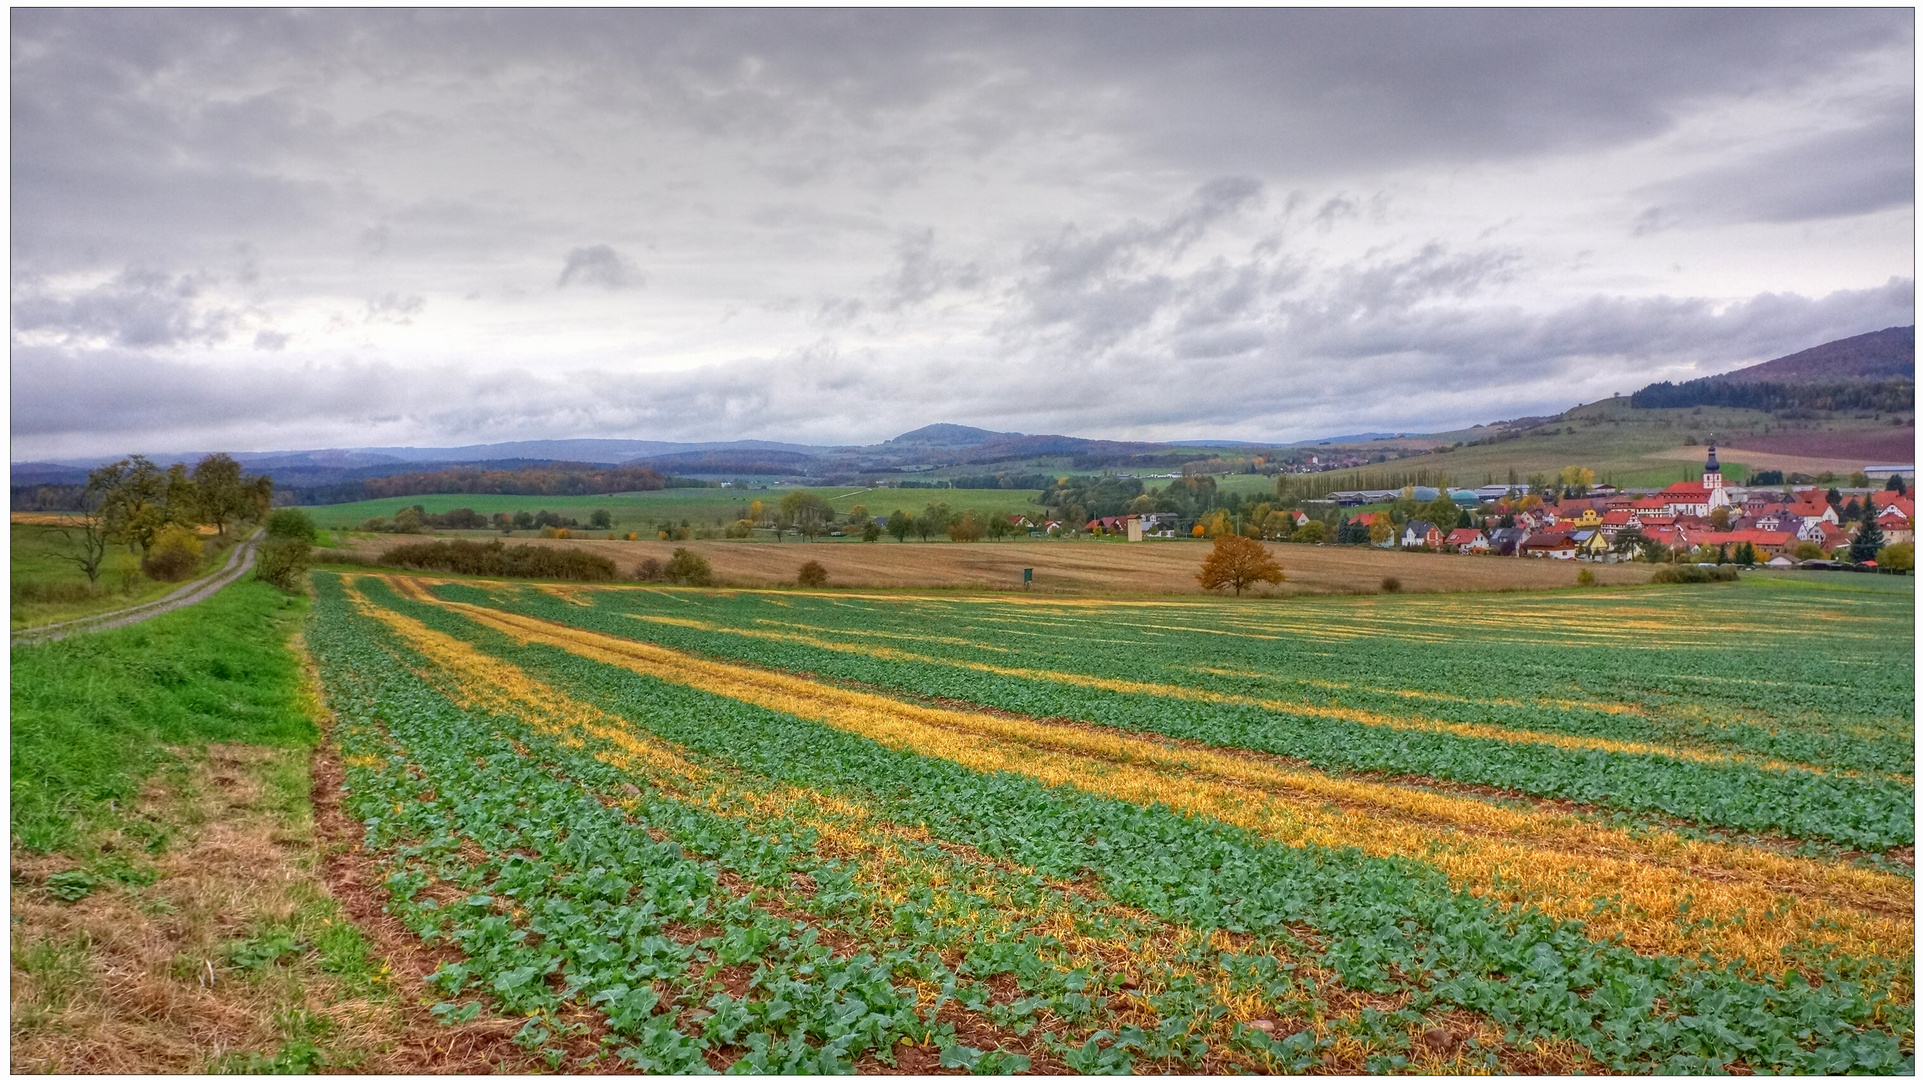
[{"left": 1717, "top": 326, "right": 1914, "bottom": 384}]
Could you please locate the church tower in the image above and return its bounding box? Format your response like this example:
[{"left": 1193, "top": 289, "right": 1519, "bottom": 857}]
[{"left": 1703, "top": 442, "right": 1730, "bottom": 509}]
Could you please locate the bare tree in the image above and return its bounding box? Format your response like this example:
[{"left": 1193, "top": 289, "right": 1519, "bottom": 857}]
[{"left": 51, "top": 500, "right": 112, "bottom": 585}]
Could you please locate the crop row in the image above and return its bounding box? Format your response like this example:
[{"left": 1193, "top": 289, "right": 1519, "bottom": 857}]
[
  {"left": 322, "top": 572, "right": 1915, "bottom": 1073},
  {"left": 319, "top": 577, "right": 1533, "bottom": 1072},
  {"left": 423, "top": 580, "right": 1914, "bottom": 850}
]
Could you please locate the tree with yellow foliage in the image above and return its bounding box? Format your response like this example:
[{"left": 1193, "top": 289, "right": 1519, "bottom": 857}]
[{"left": 1196, "top": 534, "right": 1285, "bottom": 596}]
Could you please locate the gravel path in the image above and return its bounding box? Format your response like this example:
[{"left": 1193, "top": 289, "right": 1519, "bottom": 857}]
[{"left": 12, "top": 529, "right": 264, "bottom": 646}]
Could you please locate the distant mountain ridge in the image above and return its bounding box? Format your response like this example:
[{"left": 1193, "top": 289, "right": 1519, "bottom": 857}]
[{"left": 16, "top": 327, "right": 1913, "bottom": 501}]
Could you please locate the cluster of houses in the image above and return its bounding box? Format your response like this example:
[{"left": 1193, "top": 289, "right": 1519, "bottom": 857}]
[{"left": 1383, "top": 446, "right": 1914, "bottom": 563}]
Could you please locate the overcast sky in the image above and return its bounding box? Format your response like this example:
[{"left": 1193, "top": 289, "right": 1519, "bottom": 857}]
[{"left": 11, "top": 8, "right": 1915, "bottom": 458}]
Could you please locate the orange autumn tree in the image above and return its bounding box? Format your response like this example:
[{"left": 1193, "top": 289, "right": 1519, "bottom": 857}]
[{"left": 1196, "top": 534, "right": 1285, "bottom": 596}]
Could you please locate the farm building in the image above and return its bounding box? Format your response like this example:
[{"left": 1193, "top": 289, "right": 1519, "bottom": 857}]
[{"left": 1519, "top": 533, "right": 1579, "bottom": 559}]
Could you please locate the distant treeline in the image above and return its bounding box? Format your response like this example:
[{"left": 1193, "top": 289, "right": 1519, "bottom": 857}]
[
  {"left": 374, "top": 539, "right": 619, "bottom": 581},
  {"left": 1278, "top": 468, "right": 1455, "bottom": 500},
  {"left": 896, "top": 472, "right": 1054, "bottom": 490},
  {"left": 11, "top": 485, "right": 91, "bottom": 512},
  {"left": 281, "top": 464, "right": 707, "bottom": 505},
  {"left": 1630, "top": 378, "right": 1914, "bottom": 414}
]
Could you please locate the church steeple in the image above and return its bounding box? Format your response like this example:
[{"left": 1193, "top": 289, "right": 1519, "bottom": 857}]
[
  {"left": 1703, "top": 442, "right": 1723, "bottom": 494},
  {"left": 1704, "top": 442, "right": 1720, "bottom": 474}
]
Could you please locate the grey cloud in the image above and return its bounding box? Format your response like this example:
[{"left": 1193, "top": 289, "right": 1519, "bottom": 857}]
[
  {"left": 883, "top": 229, "right": 980, "bottom": 310},
  {"left": 365, "top": 292, "right": 424, "bottom": 324},
  {"left": 253, "top": 329, "right": 290, "bottom": 351},
  {"left": 12, "top": 267, "right": 233, "bottom": 348},
  {"left": 1637, "top": 96, "right": 1915, "bottom": 227},
  {"left": 558, "top": 245, "right": 641, "bottom": 289},
  {"left": 15, "top": 278, "right": 1910, "bottom": 458}
]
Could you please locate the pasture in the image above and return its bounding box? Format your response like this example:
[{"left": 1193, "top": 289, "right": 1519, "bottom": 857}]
[
  {"left": 297, "top": 486, "right": 1052, "bottom": 530},
  {"left": 9, "top": 521, "right": 234, "bottom": 631},
  {"left": 304, "top": 568, "right": 1913, "bottom": 1073}
]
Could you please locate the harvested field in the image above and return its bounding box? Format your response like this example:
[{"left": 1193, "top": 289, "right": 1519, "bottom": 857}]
[{"left": 341, "top": 534, "right": 1648, "bottom": 595}]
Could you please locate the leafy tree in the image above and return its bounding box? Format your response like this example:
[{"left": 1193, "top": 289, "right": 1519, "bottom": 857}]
[
  {"left": 916, "top": 503, "right": 952, "bottom": 541},
  {"left": 1792, "top": 540, "right": 1825, "bottom": 560},
  {"left": 266, "top": 508, "right": 318, "bottom": 543},
  {"left": 1886, "top": 475, "right": 1907, "bottom": 494},
  {"left": 779, "top": 491, "right": 833, "bottom": 541},
  {"left": 861, "top": 520, "right": 883, "bottom": 542},
  {"left": 886, "top": 510, "right": 912, "bottom": 542},
  {"left": 948, "top": 510, "right": 987, "bottom": 542},
  {"left": 663, "top": 548, "right": 715, "bottom": 586},
  {"left": 1878, "top": 541, "right": 1913, "bottom": 572},
  {"left": 986, "top": 514, "right": 1017, "bottom": 540},
  {"left": 92, "top": 456, "right": 169, "bottom": 554},
  {"left": 1708, "top": 506, "right": 1733, "bottom": 531},
  {"left": 1826, "top": 487, "right": 1842, "bottom": 509},
  {"left": 589, "top": 508, "right": 613, "bottom": 529},
  {"left": 1368, "top": 519, "right": 1397, "bottom": 547},
  {"left": 257, "top": 509, "right": 316, "bottom": 592},
  {"left": 1291, "top": 520, "right": 1326, "bottom": 544},
  {"left": 796, "top": 560, "right": 828, "bottom": 587},
  {"left": 142, "top": 523, "right": 203, "bottom": 581},
  {"left": 190, "top": 453, "right": 248, "bottom": 536},
  {"left": 1558, "top": 465, "right": 1595, "bottom": 495},
  {"left": 1196, "top": 535, "right": 1285, "bottom": 596},
  {"left": 1851, "top": 516, "right": 1886, "bottom": 564},
  {"left": 1418, "top": 495, "right": 1462, "bottom": 531},
  {"left": 393, "top": 506, "right": 427, "bottom": 534},
  {"left": 1735, "top": 541, "right": 1756, "bottom": 566},
  {"left": 513, "top": 510, "right": 535, "bottom": 530},
  {"left": 846, "top": 505, "right": 871, "bottom": 529}
]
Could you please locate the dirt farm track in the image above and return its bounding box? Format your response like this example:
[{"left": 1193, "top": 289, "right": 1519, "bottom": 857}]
[{"left": 345, "top": 535, "right": 1653, "bottom": 596}]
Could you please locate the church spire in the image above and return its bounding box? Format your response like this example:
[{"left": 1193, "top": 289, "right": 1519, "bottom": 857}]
[{"left": 1704, "top": 442, "right": 1720, "bottom": 474}]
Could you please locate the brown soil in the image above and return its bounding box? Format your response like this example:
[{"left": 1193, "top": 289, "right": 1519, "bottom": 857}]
[
  {"left": 1725, "top": 430, "right": 1916, "bottom": 464},
  {"left": 345, "top": 534, "right": 1650, "bottom": 596}
]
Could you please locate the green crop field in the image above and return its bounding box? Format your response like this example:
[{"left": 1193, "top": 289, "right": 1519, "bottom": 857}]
[
  {"left": 306, "top": 567, "right": 1914, "bottom": 1073},
  {"left": 298, "top": 486, "right": 1051, "bottom": 532}
]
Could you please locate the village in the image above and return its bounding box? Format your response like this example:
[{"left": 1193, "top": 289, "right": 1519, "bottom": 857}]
[{"left": 1080, "top": 445, "right": 1915, "bottom": 568}]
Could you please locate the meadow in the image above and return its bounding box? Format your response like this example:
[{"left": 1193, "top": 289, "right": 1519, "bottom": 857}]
[
  {"left": 298, "top": 486, "right": 1052, "bottom": 531},
  {"left": 9, "top": 520, "right": 238, "bottom": 631},
  {"left": 304, "top": 568, "right": 1915, "bottom": 1073}
]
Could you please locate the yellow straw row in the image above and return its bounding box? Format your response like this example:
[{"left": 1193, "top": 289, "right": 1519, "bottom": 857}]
[{"left": 380, "top": 586, "right": 1910, "bottom": 981}]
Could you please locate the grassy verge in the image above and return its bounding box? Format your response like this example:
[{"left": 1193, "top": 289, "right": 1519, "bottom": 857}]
[
  {"left": 10, "top": 522, "right": 241, "bottom": 631},
  {"left": 9, "top": 580, "right": 413, "bottom": 1071}
]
